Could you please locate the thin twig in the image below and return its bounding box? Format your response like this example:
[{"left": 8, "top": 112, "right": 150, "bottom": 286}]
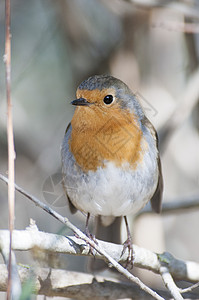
[
  {"left": 138, "top": 195, "right": 199, "bottom": 216},
  {"left": 0, "top": 174, "right": 163, "bottom": 300},
  {"left": 180, "top": 282, "right": 199, "bottom": 294},
  {"left": 160, "top": 266, "right": 184, "bottom": 300},
  {"left": 4, "top": 0, "right": 16, "bottom": 299}
]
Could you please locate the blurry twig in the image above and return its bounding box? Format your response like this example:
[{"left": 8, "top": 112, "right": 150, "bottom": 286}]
[
  {"left": 159, "top": 68, "right": 199, "bottom": 153},
  {"left": 153, "top": 21, "right": 199, "bottom": 33},
  {"left": 1, "top": 247, "right": 21, "bottom": 300},
  {"left": 0, "top": 174, "right": 164, "bottom": 300},
  {"left": 124, "top": 0, "right": 199, "bottom": 19},
  {"left": 4, "top": 0, "right": 18, "bottom": 299},
  {"left": 139, "top": 195, "right": 199, "bottom": 216},
  {"left": 180, "top": 282, "right": 199, "bottom": 294}
]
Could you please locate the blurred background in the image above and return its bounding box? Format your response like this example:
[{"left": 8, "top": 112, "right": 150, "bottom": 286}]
[{"left": 0, "top": 0, "right": 199, "bottom": 297}]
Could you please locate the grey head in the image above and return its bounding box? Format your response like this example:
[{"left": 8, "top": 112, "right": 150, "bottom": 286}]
[{"left": 77, "top": 75, "right": 145, "bottom": 121}]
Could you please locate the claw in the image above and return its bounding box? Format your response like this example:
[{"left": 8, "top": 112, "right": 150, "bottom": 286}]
[{"left": 121, "top": 237, "right": 134, "bottom": 269}]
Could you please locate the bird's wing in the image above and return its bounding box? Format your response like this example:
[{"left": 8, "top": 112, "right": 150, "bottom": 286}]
[
  {"left": 62, "top": 122, "right": 77, "bottom": 214},
  {"left": 142, "top": 117, "right": 163, "bottom": 213},
  {"left": 150, "top": 154, "right": 163, "bottom": 213}
]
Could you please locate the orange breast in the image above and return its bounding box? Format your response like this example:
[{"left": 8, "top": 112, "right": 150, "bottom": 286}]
[{"left": 69, "top": 104, "right": 143, "bottom": 172}]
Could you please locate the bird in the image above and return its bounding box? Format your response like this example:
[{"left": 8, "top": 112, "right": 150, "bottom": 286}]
[{"left": 61, "top": 74, "right": 163, "bottom": 269}]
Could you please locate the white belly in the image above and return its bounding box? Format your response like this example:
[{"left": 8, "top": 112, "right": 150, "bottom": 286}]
[{"left": 64, "top": 158, "right": 158, "bottom": 217}]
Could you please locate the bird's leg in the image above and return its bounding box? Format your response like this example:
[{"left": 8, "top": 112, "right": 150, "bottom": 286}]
[
  {"left": 85, "top": 213, "right": 93, "bottom": 239},
  {"left": 121, "top": 216, "right": 134, "bottom": 269},
  {"left": 74, "top": 213, "right": 93, "bottom": 239},
  {"left": 84, "top": 213, "right": 98, "bottom": 255}
]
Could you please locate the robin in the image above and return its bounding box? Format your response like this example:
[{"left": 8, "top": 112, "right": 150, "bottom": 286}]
[{"left": 61, "top": 74, "right": 163, "bottom": 268}]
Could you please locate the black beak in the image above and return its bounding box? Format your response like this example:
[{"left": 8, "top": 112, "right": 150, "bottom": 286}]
[{"left": 71, "top": 98, "right": 91, "bottom": 106}]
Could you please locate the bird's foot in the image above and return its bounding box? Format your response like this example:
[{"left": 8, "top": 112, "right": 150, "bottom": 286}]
[
  {"left": 121, "top": 217, "right": 134, "bottom": 269},
  {"left": 84, "top": 227, "right": 98, "bottom": 255},
  {"left": 121, "top": 236, "right": 134, "bottom": 269}
]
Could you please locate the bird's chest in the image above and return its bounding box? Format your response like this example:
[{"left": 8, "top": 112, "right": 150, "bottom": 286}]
[{"left": 69, "top": 111, "right": 143, "bottom": 172}]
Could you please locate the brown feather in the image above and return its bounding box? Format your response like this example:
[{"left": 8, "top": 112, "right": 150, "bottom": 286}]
[{"left": 69, "top": 102, "right": 143, "bottom": 172}]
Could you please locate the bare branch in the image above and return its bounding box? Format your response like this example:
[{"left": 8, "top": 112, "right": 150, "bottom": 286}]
[
  {"left": 0, "top": 175, "right": 163, "bottom": 300},
  {"left": 160, "top": 266, "right": 184, "bottom": 300},
  {"left": 0, "top": 229, "right": 199, "bottom": 284},
  {"left": 1, "top": 174, "right": 199, "bottom": 298},
  {"left": 0, "top": 264, "right": 172, "bottom": 299},
  {"left": 0, "top": 264, "right": 198, "bottom": 299}
]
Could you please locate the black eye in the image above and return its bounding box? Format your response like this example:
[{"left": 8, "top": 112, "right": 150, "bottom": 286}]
[{"left": 103, "top": 95, "right": 114, "bottom": 105}]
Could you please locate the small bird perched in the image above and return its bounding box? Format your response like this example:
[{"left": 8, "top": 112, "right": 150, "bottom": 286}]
[{"left": 61, "top": 75, "right": 163, "bottom": 268}]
